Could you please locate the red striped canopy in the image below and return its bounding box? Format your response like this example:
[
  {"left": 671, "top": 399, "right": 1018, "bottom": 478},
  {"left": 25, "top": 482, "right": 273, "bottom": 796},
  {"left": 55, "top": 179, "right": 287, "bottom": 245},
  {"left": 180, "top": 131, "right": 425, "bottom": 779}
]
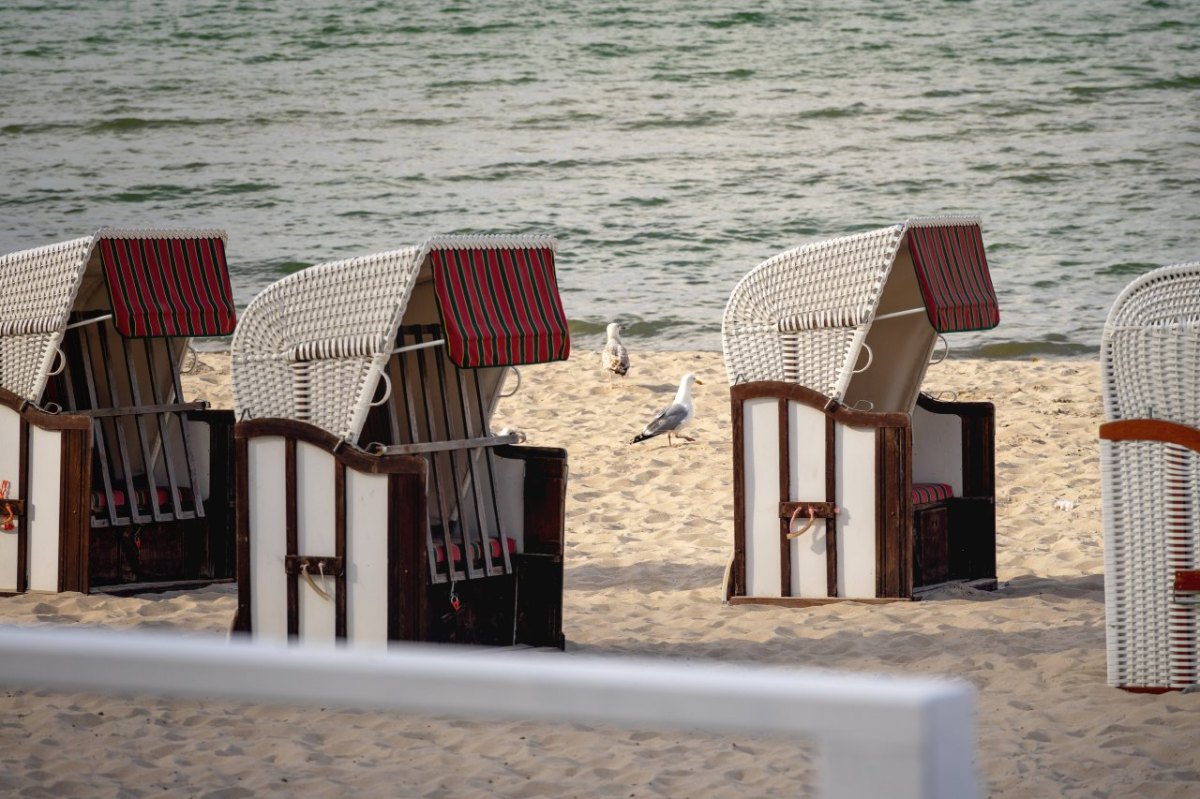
[
  {"left": 906, "top": 223, "right": 999, "bottom": 333},
  {"left": 98, "top": 236, "right": 237, "bottom": 338},
  {"left": 430, "top": 245, "right": 571, "bottom": 368}
]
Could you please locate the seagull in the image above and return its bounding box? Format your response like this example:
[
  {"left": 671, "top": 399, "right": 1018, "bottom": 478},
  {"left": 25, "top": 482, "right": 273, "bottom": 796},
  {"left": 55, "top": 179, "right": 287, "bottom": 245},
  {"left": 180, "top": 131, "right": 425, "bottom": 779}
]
[
  {"left": 602, "top": 322, "right": 630, "bottom": 382},
  {"left": 630, "top": 373, "right": 703, "bottom": 446}
]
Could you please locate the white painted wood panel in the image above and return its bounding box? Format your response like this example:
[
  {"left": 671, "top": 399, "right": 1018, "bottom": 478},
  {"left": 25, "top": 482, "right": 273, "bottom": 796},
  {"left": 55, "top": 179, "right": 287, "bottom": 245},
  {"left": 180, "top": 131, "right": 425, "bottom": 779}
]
[
  {"left": 788, "top": 401, "right": 828, "bottom": 598},
  {"left": 743, "top": 398, "right": 781, "bottom": 597},
  {"left": 0, "top": 407, "right": 22, "bottom": 591},
  {"left": 346, "top": 469, "right": 390, "bottom": 648},
  {"left": 912, "top": 404, "right": 962, "bottom": 493},
  {"left": 27, "top": 426, "right": 62, "bottom": 593},
  {"left": 248, "top": 437, "right": 288, "bottom": 640},
  {"left": 836, "top": 424, "right": 877, "bottom": 598},
  {"left": 494, "top": 456, "right": 525, "bottom": 551},
  {"left": 296, "top": 442, "right": 337, "bottom": 646}
]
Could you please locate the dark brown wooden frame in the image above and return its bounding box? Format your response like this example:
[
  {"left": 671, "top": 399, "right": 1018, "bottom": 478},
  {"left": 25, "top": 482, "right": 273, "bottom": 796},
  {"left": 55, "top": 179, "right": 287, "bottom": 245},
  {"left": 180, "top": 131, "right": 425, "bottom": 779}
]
[
  {"left": 232, "top": 418, "right": 566, "bottom": 648},
  {"left": 728, "top": 382, "right": 996, "bottom": 605},
  {"left": 0, "top": 386, "right": 235, "bottom": 595}
]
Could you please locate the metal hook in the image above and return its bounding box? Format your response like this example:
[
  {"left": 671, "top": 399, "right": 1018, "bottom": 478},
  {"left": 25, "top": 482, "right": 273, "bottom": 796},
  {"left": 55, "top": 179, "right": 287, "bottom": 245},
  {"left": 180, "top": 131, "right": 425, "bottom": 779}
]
[
  {"left": 47, "top": 348, "right": 66, "bottom": 377},
  {"left": 499, "top": 366, "right": 522, "bottom": 398},
  {"left": 929, "top": 334, "right": 950, "bottom": 365},
  {"left": 852, "top": 343, "right": 874, "bottom": 374},
  {"left": 369, "top": 369, "right": 392, "bottom": 407}
]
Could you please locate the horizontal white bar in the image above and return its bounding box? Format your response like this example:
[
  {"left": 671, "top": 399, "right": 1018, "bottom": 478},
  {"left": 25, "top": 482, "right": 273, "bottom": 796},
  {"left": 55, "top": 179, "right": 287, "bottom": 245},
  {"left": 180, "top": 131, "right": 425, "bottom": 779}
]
[
  {"left": 65, "top": 313, "right": 114, "bottom": 330},
  {"left": 392, "top": 338, "right": 445, "bottom": 355},
  {"left": 379, "top": 433, "right": 520, "bottom": 456},
  {"left": 874, "top": 307, "right": 927, "bottom": 323},
  {"left": 0, "top": 625, "right": 978, "bottom": 799}
]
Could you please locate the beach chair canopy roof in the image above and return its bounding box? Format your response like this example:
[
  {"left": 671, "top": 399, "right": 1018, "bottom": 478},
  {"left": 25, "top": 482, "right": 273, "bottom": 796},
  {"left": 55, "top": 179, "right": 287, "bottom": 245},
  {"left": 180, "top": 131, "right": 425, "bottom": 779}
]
[
  {"left": 1102, "top": 262, "right": 1200, "bottom": 425},
  {"left": 231, "top": 234, "right": 569, "bottom": 443},
  {"left": 722, "top": 215, "right": 998, "bottom": 400},
  {"left": 0, "top": 228, "right": 234, "bottom": 402}
]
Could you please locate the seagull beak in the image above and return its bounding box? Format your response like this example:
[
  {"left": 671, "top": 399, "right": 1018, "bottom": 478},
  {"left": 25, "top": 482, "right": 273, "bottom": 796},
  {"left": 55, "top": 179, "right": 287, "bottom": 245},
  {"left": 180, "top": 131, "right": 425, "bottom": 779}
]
[{"left": 695, "top": 379, "right": 704, "bottom": 385}]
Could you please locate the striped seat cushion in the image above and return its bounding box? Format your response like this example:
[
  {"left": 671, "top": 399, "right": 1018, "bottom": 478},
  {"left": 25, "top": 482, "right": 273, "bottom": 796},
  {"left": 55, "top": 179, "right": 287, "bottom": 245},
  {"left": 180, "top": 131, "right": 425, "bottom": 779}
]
[
  {"left": 434, "top": 536, "right": 517, "bottom": 565},
  {"left": 912, "top": 483, "right": 954, "bottom": 505},
  {"left": 91, "top": 485, "right": 196, "bottom": 513}
]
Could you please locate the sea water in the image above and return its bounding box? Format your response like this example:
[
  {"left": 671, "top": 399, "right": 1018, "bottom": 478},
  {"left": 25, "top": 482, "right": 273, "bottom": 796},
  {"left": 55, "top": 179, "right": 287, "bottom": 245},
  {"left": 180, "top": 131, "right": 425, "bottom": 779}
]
[{"left": 1, "top": 0, "right": 1197, "bottom": 356}]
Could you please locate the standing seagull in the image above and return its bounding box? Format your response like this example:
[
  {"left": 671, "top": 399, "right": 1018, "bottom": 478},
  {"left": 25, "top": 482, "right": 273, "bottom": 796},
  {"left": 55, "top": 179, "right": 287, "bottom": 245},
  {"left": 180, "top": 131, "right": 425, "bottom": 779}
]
[
  {"left": 602, "top": 322, "right": 630, "bottom": 382},
  {"left": 630, "top": 373, "right": 703, "bottom": 446}
]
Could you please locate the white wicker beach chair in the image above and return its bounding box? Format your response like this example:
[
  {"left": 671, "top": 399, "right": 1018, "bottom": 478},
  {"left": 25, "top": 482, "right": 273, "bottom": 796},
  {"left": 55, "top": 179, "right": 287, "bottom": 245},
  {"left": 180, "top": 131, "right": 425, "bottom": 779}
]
[
  {"left": 1100, "top": 262, "right": 1200, "bottom": 692},
  {"left": 231, "top": 234, "right": 570, "bottom": 648},
  {"left": 722, "top": 216, "right": 1000, "bottom": 603},
  {"left": 0, "top": 229, "right": 237, "bottom": 594}
]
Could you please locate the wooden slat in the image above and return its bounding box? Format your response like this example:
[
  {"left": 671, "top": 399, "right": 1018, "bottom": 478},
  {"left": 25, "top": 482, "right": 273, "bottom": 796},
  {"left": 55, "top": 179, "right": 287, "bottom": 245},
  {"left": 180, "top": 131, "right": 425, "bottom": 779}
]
[
  {"left": 825, "top": 413, "right": 839, "bottom": 598},
  {"left": 15, "top": 416, "right": 29, "bottom": 594},
  {"left": 334, "top": 462, "right": 347, "bottom": 639},
  {"left": 1175, "top": 570, "right": 1200, "bottom": 592},
  {"left": 119, "top": 336, "right": 167, "bottom": 522},
  {"left": 285, "top": 438, "right": 299, "bottom": 639},
  {"left": 232, "top": 435, "right": 251, "bottom": 633},
  {"left": 377, "top": 434, "right": 520, "bottom": 456},
  {"left": 729, "top": 390, "right": 747, "bottom": 600},
  {"left": 77, "top": 329, "right": 124, "bottom": 527},
  {"left": 778, "top": 398, "right": 791, "bottom": 597},
  {"left": 93, "top": 325, "right": 147, "bottom": 523}
]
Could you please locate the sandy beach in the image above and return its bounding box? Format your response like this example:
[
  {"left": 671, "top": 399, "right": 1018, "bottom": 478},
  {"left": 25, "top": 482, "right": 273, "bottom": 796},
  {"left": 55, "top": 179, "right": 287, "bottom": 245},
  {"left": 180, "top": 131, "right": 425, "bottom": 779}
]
[{"left": 1, "top": 350, "right": 1197, "bottom": 798}]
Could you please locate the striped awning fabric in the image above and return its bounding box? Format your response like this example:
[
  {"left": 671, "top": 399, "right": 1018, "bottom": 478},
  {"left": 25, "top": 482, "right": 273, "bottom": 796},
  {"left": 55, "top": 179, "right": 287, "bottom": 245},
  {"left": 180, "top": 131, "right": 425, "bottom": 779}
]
[
  {"left": 98, "top": 236, "right": 237, "bottom": 338},
  {"left": 906, "top": 223, "right": 1000, "bottom": 333},
  {"left": 430, "top": 245, "right": 571, "bottom": 368}
]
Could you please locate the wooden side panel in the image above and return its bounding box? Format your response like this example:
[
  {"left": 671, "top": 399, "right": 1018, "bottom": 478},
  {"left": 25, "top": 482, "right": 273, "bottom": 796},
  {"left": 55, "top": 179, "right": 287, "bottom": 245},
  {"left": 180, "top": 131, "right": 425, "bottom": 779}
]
[
  {"left": 874, "top": 426, "right": 912, "bottom": 599},
  {"left": 296, "top": 441, "right": 337, "bottom": 646},
  {"left": 837, "top": 424, "right": 879, "bottom": 598},
  {"left": 787, "top": 400, "right": 829, "bottom": 598},
  {"left": 388, "top": 467, "right": 428, "bottom": 642},
  {"left": 743, "top": 398, "right": 782, "bottom": 597},
  {"left": 248, "top": 437, "right": 289, "bottom": 641},
  {"left": 0, "top": 406, "right": 22, "bottom": 592},
  {"left": 346, "top": 468, "right": 391, "bottom": 647},
  {"left": 56, "top": 427, "right": 91, "bottom": 593},
  {"left": 912, "top": 402, "right": 963, "bottom": 494}
]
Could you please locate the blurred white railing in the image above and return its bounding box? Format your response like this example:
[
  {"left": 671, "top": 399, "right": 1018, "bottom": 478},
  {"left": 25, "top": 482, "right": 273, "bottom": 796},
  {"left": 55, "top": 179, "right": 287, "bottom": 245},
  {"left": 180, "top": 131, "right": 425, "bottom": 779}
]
[{"left": 0, "top": 625, "right": 978, "bottom": 799}]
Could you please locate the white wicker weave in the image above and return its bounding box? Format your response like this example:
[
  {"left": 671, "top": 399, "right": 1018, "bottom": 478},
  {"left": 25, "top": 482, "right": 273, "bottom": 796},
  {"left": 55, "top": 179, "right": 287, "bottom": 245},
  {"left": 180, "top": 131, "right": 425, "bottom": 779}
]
[
  {"left": 1101, "top": 262, "right": 1200, "bottom": 690},
  {"left": 231, "top": 234, "right": 558, "bottom": 444},
  {"left": 0, "top": 229, "right": 227, "bottom": 403},
  {"left": 721, "top": 215, "right": 980, "bottom": 402}
]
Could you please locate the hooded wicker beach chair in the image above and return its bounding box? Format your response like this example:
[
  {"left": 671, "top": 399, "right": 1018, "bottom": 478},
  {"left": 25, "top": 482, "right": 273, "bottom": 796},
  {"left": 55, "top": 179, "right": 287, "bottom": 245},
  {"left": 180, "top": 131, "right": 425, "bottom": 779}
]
[
  {"left": 721, "top": 216, "right": 1000, "bottom": 604},
  {"left": 230, "top": 234, "right": 570, "bottom": 648},
  {"left": 0, "top": 229, "right": 237, "bottom": 594},
  {"left": 1100, "top": 262, "right": 1200, "bottom": 692}
]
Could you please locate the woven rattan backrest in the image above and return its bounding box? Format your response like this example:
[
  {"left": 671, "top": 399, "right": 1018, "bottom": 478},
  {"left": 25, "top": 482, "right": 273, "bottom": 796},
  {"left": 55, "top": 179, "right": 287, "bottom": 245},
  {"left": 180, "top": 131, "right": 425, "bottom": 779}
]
[
  {"left": 231, "top": 247, "right": 424, "bottom": 441},
  {"left": 722, "top": 225, "right": 901, "bottom": 399},
  {"left": 0, "top": 237, "right": 93, "bottom": 401},
  {"left": 1102, "top": 263, "right": 1200, "bottom": 425}
]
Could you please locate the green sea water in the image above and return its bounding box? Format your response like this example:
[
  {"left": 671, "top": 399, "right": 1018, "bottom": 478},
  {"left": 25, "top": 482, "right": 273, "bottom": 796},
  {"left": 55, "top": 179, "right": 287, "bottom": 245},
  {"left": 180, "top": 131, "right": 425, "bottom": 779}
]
[{"left": 1, "top": 0, "right": 1197, "bottom": 356}]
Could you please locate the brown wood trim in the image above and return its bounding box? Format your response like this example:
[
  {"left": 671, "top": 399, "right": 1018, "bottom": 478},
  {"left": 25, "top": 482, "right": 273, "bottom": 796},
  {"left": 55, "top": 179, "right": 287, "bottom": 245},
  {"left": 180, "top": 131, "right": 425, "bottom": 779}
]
[
  {"left": 236, "top": 417, "right": 425, "bottom": 475},
  {"left": 730, "top": 382, "right": 910, "bottom": 428},
  {"left": 56, "top": 427, "right": 91, "bottom": 593},
  {"left": 284, "top": 555, "right": 346, "bottom": 576},
  {"left": 388, "top": 468, "right": 428, "bottom": 642},
  {"left": 233, "top": 435, "right": 251, "bottom": 633},
  {"left": 728, "top": 595, "right": 908, "bottom": 607},
  {"left": 285, "top": 438, "right": 298, "bottom": 639},
  {"left": 825, "top": 414, "right": 838, "bottom": 598},
  {"left": 1176, "top": 570, "right": 1200, "bottom": 592},
  {"left": 334, "top": 461, "right": 347, "bottom": 639},
  {"left": 15, "top": 416, "right": 29, "bottom": 594},
  {"left": 520, "top": 450, "right": 568, "bottom": 558},
  {"left": 875, "top": 425, "right": 912, "bottom": 599},
  {"left": 916, "top": 392, "right": 994, "bottom": 418},
  {"left": 1119, "top": 686, "right": 1176, "bottom": 694},
  {"left": 779, "top": 501, "right": 839, "bottom": 519},
  {"left": 1100, "top": 419, "right": 1200, "bottom": 453},
  {"left": 960, "top": 408, "right": 995, "bottom": 500},
  {"left": 778, "top": 398, "right": 791, "bottom": 597},
  {"left": 74, "top": 401, "right": 208, "bottom": 418},
  {"left": 0, "top": 386, "right": 92, "bottom": 431},
  {"left": 729, "top": 390, "right": 747, "bottom": 600}
]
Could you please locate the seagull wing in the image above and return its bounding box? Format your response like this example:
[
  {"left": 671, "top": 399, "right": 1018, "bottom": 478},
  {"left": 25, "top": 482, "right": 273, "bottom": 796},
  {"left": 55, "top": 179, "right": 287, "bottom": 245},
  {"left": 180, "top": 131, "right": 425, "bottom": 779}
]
[
  {"left": 603, "top": 342, "right": 630, "bottom": 376},
  {"left": 630, "top": 402, "right": 688, "bottom": 443}
]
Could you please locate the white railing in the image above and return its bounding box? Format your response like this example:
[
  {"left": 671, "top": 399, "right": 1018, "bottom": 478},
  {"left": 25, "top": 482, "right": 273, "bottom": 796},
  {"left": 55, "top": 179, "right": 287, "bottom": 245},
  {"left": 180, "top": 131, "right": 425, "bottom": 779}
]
[{"left": 0, "top": 625, "right": 979, "bottom": 799}]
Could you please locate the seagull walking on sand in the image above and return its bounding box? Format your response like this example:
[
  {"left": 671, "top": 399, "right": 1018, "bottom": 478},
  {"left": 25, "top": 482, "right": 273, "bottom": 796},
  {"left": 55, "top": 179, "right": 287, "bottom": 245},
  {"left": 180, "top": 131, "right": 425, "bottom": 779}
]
[
  {"left": 630, "top": 373, "right": 703, "bottom": 447},
  {"left": 602, "top": 322, "right": 630, "bottom": 382}
]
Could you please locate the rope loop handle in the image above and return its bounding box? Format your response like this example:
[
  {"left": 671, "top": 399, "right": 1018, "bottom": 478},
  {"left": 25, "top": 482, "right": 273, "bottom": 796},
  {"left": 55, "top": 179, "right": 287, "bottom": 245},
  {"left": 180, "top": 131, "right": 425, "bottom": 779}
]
[
  {"left": 0, "top": 480, "right": 13, "bottom": 531},
  {"left": 786, "top": 504, "right": 840, "bottom": 539},
  {"left": 299, "top": 561, "right": 332, "bottom": 601}
]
